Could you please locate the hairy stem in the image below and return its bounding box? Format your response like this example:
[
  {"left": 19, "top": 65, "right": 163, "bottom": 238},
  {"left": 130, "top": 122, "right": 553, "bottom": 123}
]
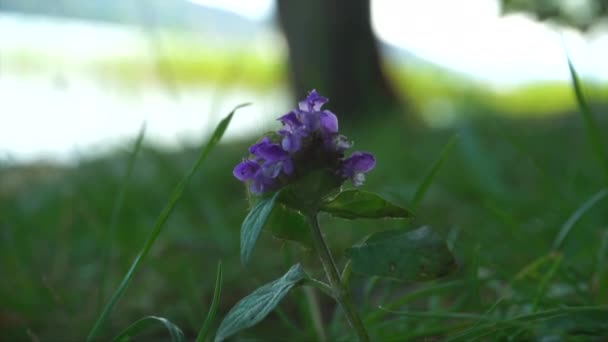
[{"left": 307, "top": 213, "right": 370, "bottom": 341}]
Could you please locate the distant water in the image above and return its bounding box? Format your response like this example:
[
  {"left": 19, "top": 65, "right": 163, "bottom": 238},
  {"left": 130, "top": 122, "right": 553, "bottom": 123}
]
[
  {"left": 0, "top": 13, "right": 288, "bottom": 164},
  {"left": 0, "top": 74, "right": 288, "bottom": 164}
]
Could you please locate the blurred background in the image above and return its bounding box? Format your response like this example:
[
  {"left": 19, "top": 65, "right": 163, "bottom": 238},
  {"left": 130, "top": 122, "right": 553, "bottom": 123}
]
[{"left": 1, "top": 0, "right": 608, "bottom": 340}]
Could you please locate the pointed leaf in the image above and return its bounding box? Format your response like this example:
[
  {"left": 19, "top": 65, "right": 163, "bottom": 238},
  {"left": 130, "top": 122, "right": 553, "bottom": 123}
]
[
  {"left": 346, "top": 227, "right": 455, "bottom": 281},
  {"left": 215, "top": 264, "right": 306, "bottom": 342},
  {"left": 321, "top": 190, "right": 412, "bottom": 220},
  {"left": 111, "top": 316, "right": 185, "bottom": 342},
  {"left": 266, "top": 204, "right": 313, "bottom": 249},
  {"left": 241, "top": 192, "right": 279, "bottom": 265},
  {"left": 567, "top": 57, "right": 608, "bottom": 183},
  {"left": 195, "top": 261, "right": 223, "bottom": 342}
]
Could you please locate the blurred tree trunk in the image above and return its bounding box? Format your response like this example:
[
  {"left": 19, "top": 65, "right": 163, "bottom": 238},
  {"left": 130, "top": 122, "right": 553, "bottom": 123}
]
[{"left": 277, "top": 0, "right": 401, "bottom": 121}]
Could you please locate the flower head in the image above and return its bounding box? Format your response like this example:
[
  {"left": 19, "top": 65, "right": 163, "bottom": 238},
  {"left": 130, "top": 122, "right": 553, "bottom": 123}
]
[{"left": 233, "top": 90, "right": 375, "bottom": 194}]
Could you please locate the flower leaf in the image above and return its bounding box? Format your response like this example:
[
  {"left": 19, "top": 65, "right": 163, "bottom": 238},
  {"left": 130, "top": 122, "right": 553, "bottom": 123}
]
[
  {"left": 241, "top": 192, "right": 279, "bottom": 265},
  {"left": 320, "top": 189, "right": 412, "bottom": 219},
  {"left": 346, "top": 227, "right": 456, "bottom": 281},
  {"left": 215, "top": 264, "right": 306, "bottom": 342},
  {"left": 266, "top": 204, "right": 313, "bottom": 249}
]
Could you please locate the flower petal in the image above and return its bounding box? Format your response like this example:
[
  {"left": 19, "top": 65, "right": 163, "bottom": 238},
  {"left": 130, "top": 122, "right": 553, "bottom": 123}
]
[
  {"left": 281, "top": 133, "right": 302, "bottom": 153},
  {"left": 248, "top": 137, "right": 271, "bottom": 155},
  {"left": 257, "top": 143, "right": 289, "bottom": 162},
  {"left": 233, "top": 160, "right": 260, "bottom": 181},
  {"left": 347, "top": 152, "right": 376, "bottom": 173},
  {"left": 298, "top": 89, "right": 328, "bottom": 112},
  {"left": 278, "top": 111, "right": 302, "bottom": 130},
  {"left": 282, "top": 158, "right": 294, "bottom": 175},
  {"left": 320, "top": 110, "right": 338, "bottom": 134},
  {"left": 340, "top": 152, "right": 376, "bottom": 180}
]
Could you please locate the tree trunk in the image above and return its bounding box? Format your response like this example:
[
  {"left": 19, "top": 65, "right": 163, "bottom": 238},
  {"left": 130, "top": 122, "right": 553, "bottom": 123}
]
[{"left": 276, "top": 0, "right": 401, "bottom": 122}]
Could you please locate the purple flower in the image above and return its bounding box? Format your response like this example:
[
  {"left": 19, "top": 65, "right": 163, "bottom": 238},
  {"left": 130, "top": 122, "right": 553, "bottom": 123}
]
[
  {"left": 298, "top": 90, "right": 328, "bottom": 112},
  {"left": 340, "top": 152, "right": 376, "bottom": 186},
  {"left": 233, "top": 89, "right": 376, "bottom": 194}
]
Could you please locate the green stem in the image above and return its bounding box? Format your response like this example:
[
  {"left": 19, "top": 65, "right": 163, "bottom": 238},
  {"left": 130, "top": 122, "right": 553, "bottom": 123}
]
[{"left": 307, "top": 213, "right": 370, "bottom": 342}]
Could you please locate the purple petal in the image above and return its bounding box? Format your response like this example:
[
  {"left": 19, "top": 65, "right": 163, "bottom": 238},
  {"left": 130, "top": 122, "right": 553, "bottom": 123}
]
[
  {"left": 233, "top": 160, "right": 260, "bottom": 181},
  {"left": 299, "top": 111, "right": 320, "bottom": 132},
  {"left": 281, "top": 133, "right": 302, "bottom": 153},
  {"left": 298, "top": 89, "right": 328, "bottom": 112},
  {"left": 256, "top": 143, "right": 289, "bottom": 162},
  {"left": 250, "top": 171, "right": 277, "bottom": 194},
  {"left": 262, "top": 161, "right": 283, "bottom": 178},
  {"left": 341, "top": 152, "right": 376, "bottom": 178},
  {"left": 282, "top": 158, "right": 294, "bottom": 175},
  {"left": 278, "top": 111, "right": 302, "bottom": 130},
  {"left": 348, "top": 152, "right": 376, "bottom": 173},
  {"left": 320, "top": 110, "right": 338, "bottom": 134},
  {"left": 248, "top": 137, "right": 271, "bottom": 155}
]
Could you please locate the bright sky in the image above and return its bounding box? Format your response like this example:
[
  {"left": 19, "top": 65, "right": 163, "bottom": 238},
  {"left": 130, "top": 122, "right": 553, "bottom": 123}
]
[{"left": 188, "top": 0, "right": 608, "bottom": 85}]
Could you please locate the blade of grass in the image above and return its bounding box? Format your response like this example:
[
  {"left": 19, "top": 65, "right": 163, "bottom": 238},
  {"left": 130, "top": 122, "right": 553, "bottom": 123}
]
[
  {"left": 552, "top": 188, "right": 608, "bottom": 251},
  {"left": 111, "top": 315, "right": 185, "bottom": 342},
  {"left": 364, "top": 280, "right": 465, "bottom": 324},
  {"left": 532, "top": 253, "right": 563, "bottom": 311},
  {"left": 86, "top": 103, "right": 250, "bottom": 341},
  {"left": 566, "top": 56, "right": 608, "bottom": 183},
  {"left": 195, "top": 261, "right": 223, "bottom": 342},
  {"left": 411, "top": 135, "right": 457, "bottom": 209},
  {"left": 96, "top": 124, "right": 146, "bottom": 315},
  {"left": 596, "top": 230, "right": 608, "bottom": 303}
]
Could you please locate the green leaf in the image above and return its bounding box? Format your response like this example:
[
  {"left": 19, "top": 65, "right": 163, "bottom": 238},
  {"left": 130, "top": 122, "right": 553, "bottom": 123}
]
[
  {"left": 111, "top": 316, "right": 185, "bottom": 342},
  {"left": 265, "top": 204, "right": 312, "bottom": 249},
  {"left": 567, "top": 57, "right": 608, "bottom": 184},
  {"left": 241, "top": 192, "right": 279, "bottom": 265},
  {"left": 346, "top": 227, "right": 456, "bottom": 281},
  {"left": 195, "top": 261, "right": 223, "bottom": 342},
  {"left": 215, "top": 264, "right": 306, "bottom": 342},
  {"left": 86, "top": 103, "right": 249, "bottom": 342},
  {"left": 320, "top": 190, "right": 412, "bottom": 220}
]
